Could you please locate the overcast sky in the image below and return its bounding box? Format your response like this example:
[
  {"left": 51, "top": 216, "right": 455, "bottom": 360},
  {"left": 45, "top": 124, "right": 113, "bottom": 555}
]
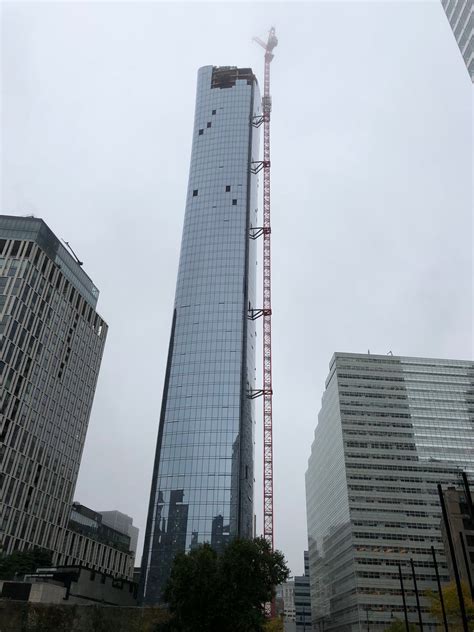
[{"left": 2, "top": 1, "right": 472, "bottom": 576}]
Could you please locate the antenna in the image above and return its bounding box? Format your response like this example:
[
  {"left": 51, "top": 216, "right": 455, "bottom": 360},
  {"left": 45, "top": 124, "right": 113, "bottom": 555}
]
[{"left": 62, "top": 239, "right": 84, "bottom": 266}]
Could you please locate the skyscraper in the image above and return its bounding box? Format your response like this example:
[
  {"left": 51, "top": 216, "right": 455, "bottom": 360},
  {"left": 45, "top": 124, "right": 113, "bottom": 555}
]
[
  {"left": 0, "top": 215, "right": 107, "bottom": 557},
  {"left": 140, "top": 66, "right": 261, "bottom": 603},
  {"left": 440, "top": 0, "right": 473, "bottom": 80},
  {"left": 306, "top": 352, "right": 474, "bottom": 631}
]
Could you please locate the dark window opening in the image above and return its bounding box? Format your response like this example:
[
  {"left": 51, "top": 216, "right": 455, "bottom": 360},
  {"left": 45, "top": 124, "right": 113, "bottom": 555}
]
[
  {"left": 212, "top": 109, "right": 216, "bottom": 115},
  {"left": 232, "top": 199, "right": 237, "bottom": 205},
  {"left": 193, "top": 190, "right": 198, "bottom": 197},
  {"left": 198, "top": 129, "right": 203, "bottom": 135},
  {"left": 225, "top": 185, "right": 231, "bottom": 192},
  {"left": 207, "top": 122, "right": 211, "bottom": 128},
  {"left": 11, "top": 241, "right": 21, "bottom": 257}
]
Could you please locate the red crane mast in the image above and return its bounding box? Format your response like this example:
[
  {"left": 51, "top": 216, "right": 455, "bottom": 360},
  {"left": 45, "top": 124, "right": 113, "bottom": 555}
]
[{"left": 252, "top": 27, "right": 278, "bottom": 552}]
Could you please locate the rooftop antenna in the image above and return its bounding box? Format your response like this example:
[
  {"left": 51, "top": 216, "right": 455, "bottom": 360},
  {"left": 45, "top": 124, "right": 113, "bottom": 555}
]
[{"left": 62, "top": 239, "right": 83, "bottom": 266}]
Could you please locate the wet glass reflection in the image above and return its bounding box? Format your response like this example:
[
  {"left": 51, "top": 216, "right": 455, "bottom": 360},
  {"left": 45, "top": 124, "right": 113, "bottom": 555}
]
[{"left": 140, "top": 66, "right": 260, "bottom": 603}]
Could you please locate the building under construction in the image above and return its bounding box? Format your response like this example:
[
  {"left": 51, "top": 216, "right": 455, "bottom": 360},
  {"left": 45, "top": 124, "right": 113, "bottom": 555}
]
[{"left": 139, "top": 31, "right": 278, "bottom": 604}]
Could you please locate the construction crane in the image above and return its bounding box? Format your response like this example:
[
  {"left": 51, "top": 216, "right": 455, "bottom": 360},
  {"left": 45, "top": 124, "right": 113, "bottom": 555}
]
[{"left": 252, "top": 27, "right": 278, "bottom": 556}]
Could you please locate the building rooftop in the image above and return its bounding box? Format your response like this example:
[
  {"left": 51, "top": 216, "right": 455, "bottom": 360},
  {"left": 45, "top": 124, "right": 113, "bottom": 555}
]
[{"left": 0, "top": 214, "right": 99, "bottom": 307}]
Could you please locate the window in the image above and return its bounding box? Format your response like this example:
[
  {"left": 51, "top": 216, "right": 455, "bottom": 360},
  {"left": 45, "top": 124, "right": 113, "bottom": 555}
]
[
  {"left": 198, "top": 129, "right": 203, "bottom": 135},
  {"left": 232, "top": 199, "right": 237, "bottom": 206},
  {"left": 193, "top": 190, "right": 198, "bottom": 197},
  {"left": 207, "top": 122, "right": 211, "bottom": 128},
  {"left": 212, "top": 109, "right": 216, "bottom": 115},
  {"left": 225, "top": 185, "right": 231, "bottom": 192}
]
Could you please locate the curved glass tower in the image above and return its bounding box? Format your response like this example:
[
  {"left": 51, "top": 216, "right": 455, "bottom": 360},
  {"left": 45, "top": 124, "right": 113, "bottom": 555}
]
[{"left": 140, "top": 66, "right": 261, "bottom": 604}]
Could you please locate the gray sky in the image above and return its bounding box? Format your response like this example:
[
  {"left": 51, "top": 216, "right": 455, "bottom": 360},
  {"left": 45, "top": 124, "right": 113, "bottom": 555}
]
[{"left": 2, "top": 1, "right": 472, "bottom": 576}]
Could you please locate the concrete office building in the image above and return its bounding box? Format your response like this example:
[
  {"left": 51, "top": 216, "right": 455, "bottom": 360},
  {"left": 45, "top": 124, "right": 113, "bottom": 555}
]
[
  {"left": 441, "top": 486, "right": 474, "bottom": 585},
  {"left": 294, "top": 552, "right": 312, "bottom": 632},
  {"left": 441, "top": 0, "right": 473, "bottom": 80},
  {"left": 276, "top": 579, "right": 296, "bottom": 630},
  {"left": 100, "top": 510, "right": 139, "bottom": 554},
  {"left": 306, "top": 352, "right": 474, "bottom": 632},
  {"left": 0, "top": 216, "right": 133, "bottom": 578},
  {"left": 140, "top": 65, "right": 260, "bottom": 603},
  {"left": 276, "top": 552, "right": 312, "bottom": 632}
]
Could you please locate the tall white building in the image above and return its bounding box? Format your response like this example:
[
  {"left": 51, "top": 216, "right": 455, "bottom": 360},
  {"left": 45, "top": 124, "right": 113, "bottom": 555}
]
[
  {"left": 306, "top": 352, "right": 474, "bottom": 632},
  {"left": 441, "top": 0, "right": 473, "bottom": 80}
]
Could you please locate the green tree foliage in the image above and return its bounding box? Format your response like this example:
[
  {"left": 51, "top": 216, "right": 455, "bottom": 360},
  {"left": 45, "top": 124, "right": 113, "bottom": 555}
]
[
  {"left": 0, "top": 547, "right": 53, "bottom": 580},
  {"left": 164, "top": 537, "right": 290, "bottom": 632},
  {"left": 263, "top": 617, "right": 284, "bottom": 632},
  {"left": 426, "top": 580, "right": 474, "bottom": 631}
]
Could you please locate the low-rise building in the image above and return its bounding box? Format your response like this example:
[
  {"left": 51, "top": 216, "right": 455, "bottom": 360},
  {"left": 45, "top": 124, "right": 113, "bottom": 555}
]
[
  {"left": 0, "top": 565, "right": 138, "bottom": 605},
  {"left": 0, "top": 566, "right": 138, "bottom": 606},
  {"left": 51, "top": 502, "right": 135, "bottom": 579}
]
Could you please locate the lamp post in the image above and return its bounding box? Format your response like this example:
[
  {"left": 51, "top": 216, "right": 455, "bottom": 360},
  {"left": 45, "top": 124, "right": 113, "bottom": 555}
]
[
  {"left": 398, "top": 563, "right": 410, "bottom": 632},
  {"left": 410, "top": 558, "right": 424, "bottom": 632}
]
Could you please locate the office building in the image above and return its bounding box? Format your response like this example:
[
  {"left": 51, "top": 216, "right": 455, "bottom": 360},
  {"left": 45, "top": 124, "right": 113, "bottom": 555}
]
[
  {"left": 276, "top": 579, "right": 296, "bottom": 630},
  {"left": 440, "top": 485, "right": 474, "bottom": 585},
  {"left": 0, "top": 216, "right": 132, "bottom": 576},
  {"left": 69, "top": 503, "right": 131, "bottom": 553},
  {"left": 276, "top": 552, "right": 311, "bottom": 632},
  {"left": 58, "top": 502, "right": 134, "bottom": 579},
  {"left": 140, "top": 65, "right": 261, "bottom": 603},
  {"left": 100, "top": 510, "right": 139, "bottom": 554},
  {"left": 441, "top": 0, "right": 473, "bottom": 80},
  {"left": 306, "top": 352, "right": 474, "bottom": 632},
  {"left": 294, "top": 552, "right": 312, "bottom": 631}
]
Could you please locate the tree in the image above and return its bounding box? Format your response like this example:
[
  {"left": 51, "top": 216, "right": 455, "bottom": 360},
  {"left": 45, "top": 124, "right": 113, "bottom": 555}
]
[
  {"left": 0, "top": 547, "right": 53, "bottom": 580},
  {"left": 164, "top": 544, "right": 220, "bottom": 632},
  {"left": 426, "top": 580, "right": 474, "bottom": 631},
  {"left": 263, "top": 618, "right": 284, "bottom": 632},
  {"left": 164, "top": 538, "right": 290, "bottom": 632}
]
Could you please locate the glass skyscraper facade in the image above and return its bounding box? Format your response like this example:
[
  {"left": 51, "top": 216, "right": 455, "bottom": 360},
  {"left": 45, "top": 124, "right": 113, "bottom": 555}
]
[
  {"left": 306, "top": 352, "right": 474, "bottom": 632},
  {"left": 140, "top": 66, "right": 261, "bottom": 603}
]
